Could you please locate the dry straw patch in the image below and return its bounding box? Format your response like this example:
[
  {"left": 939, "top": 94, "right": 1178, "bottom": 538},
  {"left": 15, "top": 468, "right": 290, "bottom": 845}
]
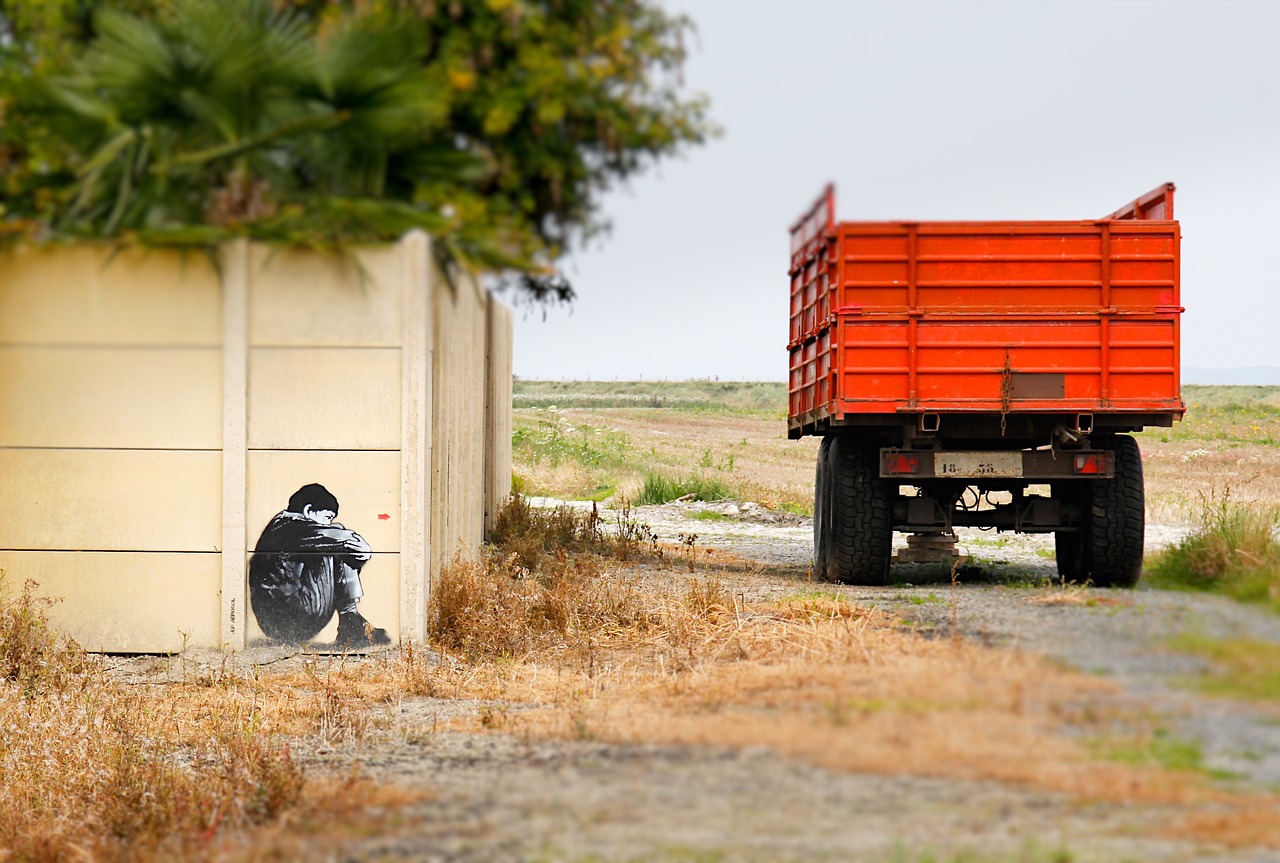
[
  {"left": 477, "top": 595, "right": 1211, "bottom": 806},
  {"left": 0, "top": 577, "right": 421, "bottom": 862},
  {"left": 412, "top": 503, "right": 1280, "bottom": 848},
  {"left": 422, "top": 552, "right": 1258, "bottom": 809}
]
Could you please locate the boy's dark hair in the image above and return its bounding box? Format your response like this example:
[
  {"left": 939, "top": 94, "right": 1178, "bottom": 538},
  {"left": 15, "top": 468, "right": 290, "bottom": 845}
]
[{"left": 288, "top": 483, "right": 339, "bottom": 515}]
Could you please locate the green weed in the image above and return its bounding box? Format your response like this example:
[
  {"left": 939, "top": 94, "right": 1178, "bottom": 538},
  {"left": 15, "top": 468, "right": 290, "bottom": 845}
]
[
  {"left": 636, "top": 472, "right": 733, "bottom": 506},
  {"left": 1171, "top": 633, "right": 1280, "bottom": 702},
  {"left": 511, "top": 419, "right": 631, "bottom": 471},
  {"left": 1091, "top": 726, "right": 1240, "bottom": 781},
  {"left": 885, "top": 843, "right": 1080, "bottom": 863},
  {"left": 1144, "top": 489, "right": 1280, "bottom": 611},
  {"left": 691, "top": 509, "right": 730, "bottom": 522},
  {"left": 580, "top": 485, "right": 616, "bottom": 503}
]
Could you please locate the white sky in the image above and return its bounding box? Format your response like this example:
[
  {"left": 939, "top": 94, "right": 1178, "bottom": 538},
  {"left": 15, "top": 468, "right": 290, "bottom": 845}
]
[{"left": 511, "top": 0, "right": 1280, "bottom": 383}]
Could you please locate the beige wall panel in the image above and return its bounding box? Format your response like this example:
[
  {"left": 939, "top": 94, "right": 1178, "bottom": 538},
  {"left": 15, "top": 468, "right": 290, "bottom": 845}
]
[
  {"left": 247, "top": 450, "right": 401, "bottom": 553},
  {"left": 0, "top": 245, "right": 220, "bottom": 346},
  {"left": 484, "top": 299, "right": 514, "bottom": 536},
  {"left": 0, "top": 348, "right": 221, "bottom": 449},
  {"left": 398, "top": 232, "right": 432, "bottom": 644},
  {"left": 243, "top": 553, "right": 400, "bottom": 647},
  {"left": 248, "top": 348, "right": 401, "bottom": 450},
  {"left": 430, "top": 277, "right": 487, "bottom": 582},
  {"left": 0, "top": 450, "right": 221, "bottom": 551},
  {"left": 248, "top": 245, "right": 402, "bottom": 347},
  {"left": 0, "top": 551, "right": 220, "bottom": 652}
]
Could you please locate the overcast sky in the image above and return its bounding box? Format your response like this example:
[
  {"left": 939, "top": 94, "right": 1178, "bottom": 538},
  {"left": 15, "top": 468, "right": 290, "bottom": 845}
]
[{"left": 511, "top": 0, "right": 1280, "bottom": 383}]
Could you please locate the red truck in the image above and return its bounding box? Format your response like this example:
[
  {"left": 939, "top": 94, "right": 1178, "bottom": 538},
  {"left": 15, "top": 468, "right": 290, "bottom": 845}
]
[{"left": 789, "top": 183, "right": 1184, "bottom": 587}]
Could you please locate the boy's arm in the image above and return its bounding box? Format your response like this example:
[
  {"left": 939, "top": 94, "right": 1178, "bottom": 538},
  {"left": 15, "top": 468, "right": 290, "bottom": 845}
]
[{"left": 291, "top": 524, "right": 373, "bottom": 560}]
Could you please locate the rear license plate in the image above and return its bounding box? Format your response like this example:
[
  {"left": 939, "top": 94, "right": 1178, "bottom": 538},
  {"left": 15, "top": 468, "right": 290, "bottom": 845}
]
[{"left": 934, "top": 452, "right": 1023, "bottom": 478}]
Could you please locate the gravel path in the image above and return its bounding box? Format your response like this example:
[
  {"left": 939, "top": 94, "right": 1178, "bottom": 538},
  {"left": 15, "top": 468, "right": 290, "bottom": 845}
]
[
  {"left": 288, "top": 502, "right": 1279, "bottom": 862},
  {"left": 626, "top": 501, "right": 1280, "bottom": 791},
  {"left": 140, "top": 501, "right": 1276, "bottom": 861}
]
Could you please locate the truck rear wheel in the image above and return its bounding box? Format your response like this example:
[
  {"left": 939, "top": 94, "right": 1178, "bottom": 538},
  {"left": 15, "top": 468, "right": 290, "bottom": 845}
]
[
  {"left": 1082, "top": 434, "right": 1145, "bottom": 588},
  {"left": 813, "top": 436, "right": 835, "bottom": 580},
  {"left": 826, "top": 436, "right": 892, "bottom": 585}
]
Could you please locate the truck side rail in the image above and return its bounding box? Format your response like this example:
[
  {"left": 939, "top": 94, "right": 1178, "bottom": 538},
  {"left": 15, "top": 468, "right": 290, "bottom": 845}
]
[{"left": 1106, "top": 182, "right": 1175, "bottom": 221}]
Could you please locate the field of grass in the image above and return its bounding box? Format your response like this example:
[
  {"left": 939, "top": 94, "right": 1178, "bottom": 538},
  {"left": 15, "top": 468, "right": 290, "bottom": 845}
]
[
  {"left": 514, "top": 381, "right": 1280, "bottom": 612},
  {"left": 513, "top": 382, "right": 1280, "bottom": 519},
  {"left": 513, "top": 379, "right": 787, "bottom": 414},
  {"left": 511, "top": 396, "right": 818, "bottom": 512},
  {"left": 1137, "top": 385, "right": 1280, "bottom": 524}
]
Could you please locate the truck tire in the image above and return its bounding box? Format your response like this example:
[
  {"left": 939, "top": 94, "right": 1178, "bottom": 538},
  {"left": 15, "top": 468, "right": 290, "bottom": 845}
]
[
  {"left": 813, "top": 436, "right": 834, "bottom": 580},
  {"left": 826, "top": 436, "right": 892, "bottom": 585},
  {"left": 1082, "top": 434, "right": 1145, "bottom": 588}
]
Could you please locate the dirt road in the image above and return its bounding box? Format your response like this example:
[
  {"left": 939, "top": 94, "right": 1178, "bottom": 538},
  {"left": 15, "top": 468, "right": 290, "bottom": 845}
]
[{"left": 265, "top": 504, "right": 1280, "bottom": 863}]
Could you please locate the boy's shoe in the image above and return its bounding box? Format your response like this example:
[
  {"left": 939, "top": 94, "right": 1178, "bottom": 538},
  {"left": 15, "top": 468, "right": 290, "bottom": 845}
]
[{"left": 336, "top": 611, "right": 392, "bottom": 649}]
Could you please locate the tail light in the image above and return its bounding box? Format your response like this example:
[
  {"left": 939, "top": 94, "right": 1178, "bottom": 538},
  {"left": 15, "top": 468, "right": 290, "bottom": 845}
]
[
  {"left": 884, "top": 452, "right": 922, "bottom": 476},
  {"left": 1073, "top": 453, "right": 1103, "bottom": 475}
]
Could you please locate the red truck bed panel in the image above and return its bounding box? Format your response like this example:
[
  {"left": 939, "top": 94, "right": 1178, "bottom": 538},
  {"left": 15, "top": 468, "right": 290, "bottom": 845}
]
[{"left": 788, "top": 184, "right": 1183, "bottom": 433}]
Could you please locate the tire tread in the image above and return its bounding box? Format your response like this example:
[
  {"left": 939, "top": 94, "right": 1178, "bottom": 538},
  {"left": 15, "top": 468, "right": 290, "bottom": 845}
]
[{"left": 827, "top": 436, "right": 892, "bottom": 585}]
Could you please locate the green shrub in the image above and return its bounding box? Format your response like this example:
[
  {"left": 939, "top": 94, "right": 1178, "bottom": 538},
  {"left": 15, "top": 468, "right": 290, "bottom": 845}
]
[
  {"left": 635, "top": 472, "right": 732, "bottom": 506},
  {"left": 511, "top": 420, "right": 632, "bottom": 470},
  {"left": 1146, "top": 490, "right": 1280, "bottom": 611}
]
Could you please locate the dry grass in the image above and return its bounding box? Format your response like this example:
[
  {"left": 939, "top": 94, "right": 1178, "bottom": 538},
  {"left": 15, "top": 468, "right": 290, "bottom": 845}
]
[
  {"left": 409, "top": 499, "right": 1280, "bottom": 848},
  {"left": 0, "top": 576, "right": 421, "bottom": 862}
]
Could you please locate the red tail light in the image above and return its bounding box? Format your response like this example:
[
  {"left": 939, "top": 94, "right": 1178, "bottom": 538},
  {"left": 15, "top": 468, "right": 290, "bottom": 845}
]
[
  {"left": 1073, "top": 453, "right": 1102, "bottom": 475},
  {"left": 884, "top": 452, "right": 922, "bottom": 476}
]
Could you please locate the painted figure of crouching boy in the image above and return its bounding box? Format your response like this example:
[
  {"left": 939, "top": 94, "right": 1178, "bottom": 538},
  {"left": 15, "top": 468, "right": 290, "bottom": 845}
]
[{"left": 249, "top": 483, "right": 390, "bottom": 648}]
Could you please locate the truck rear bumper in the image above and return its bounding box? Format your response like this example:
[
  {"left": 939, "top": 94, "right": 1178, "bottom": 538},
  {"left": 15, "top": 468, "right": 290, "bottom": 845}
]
[{"left": 879, "top": 448, "right": 1114, "bottom": 480}]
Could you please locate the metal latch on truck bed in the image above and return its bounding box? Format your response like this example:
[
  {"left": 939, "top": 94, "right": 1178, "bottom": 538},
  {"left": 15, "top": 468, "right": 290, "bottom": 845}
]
[{"left": 880, "top": 449, "right": 1114, "bottom": 480}]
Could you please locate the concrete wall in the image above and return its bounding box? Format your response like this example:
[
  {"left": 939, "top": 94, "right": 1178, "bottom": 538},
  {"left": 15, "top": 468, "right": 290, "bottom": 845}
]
[{"left": 0, "top": 233, "right": 512, "bottom": 652}]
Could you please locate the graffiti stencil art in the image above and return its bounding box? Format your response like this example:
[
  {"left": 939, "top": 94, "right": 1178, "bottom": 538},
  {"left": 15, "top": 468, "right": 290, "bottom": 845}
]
[{"left": 248, "top": 483, "right": 390, "bottom": 648}]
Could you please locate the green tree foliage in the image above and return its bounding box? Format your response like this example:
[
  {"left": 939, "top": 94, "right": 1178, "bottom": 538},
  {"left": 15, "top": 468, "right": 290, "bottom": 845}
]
[{"left": 0, "top": 0, "right": 711, "bottom": 283}]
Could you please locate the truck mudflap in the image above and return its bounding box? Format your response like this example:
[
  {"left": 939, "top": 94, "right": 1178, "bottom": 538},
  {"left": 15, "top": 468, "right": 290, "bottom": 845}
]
[{"left": 879, "top": 448, "right": 1115, "bottom": 480}]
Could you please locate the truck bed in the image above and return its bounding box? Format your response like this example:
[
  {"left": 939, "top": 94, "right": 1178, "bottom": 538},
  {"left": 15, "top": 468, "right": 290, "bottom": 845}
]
[{"left": 787, "top": 184, "right": 1184, "bottom": 438}]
